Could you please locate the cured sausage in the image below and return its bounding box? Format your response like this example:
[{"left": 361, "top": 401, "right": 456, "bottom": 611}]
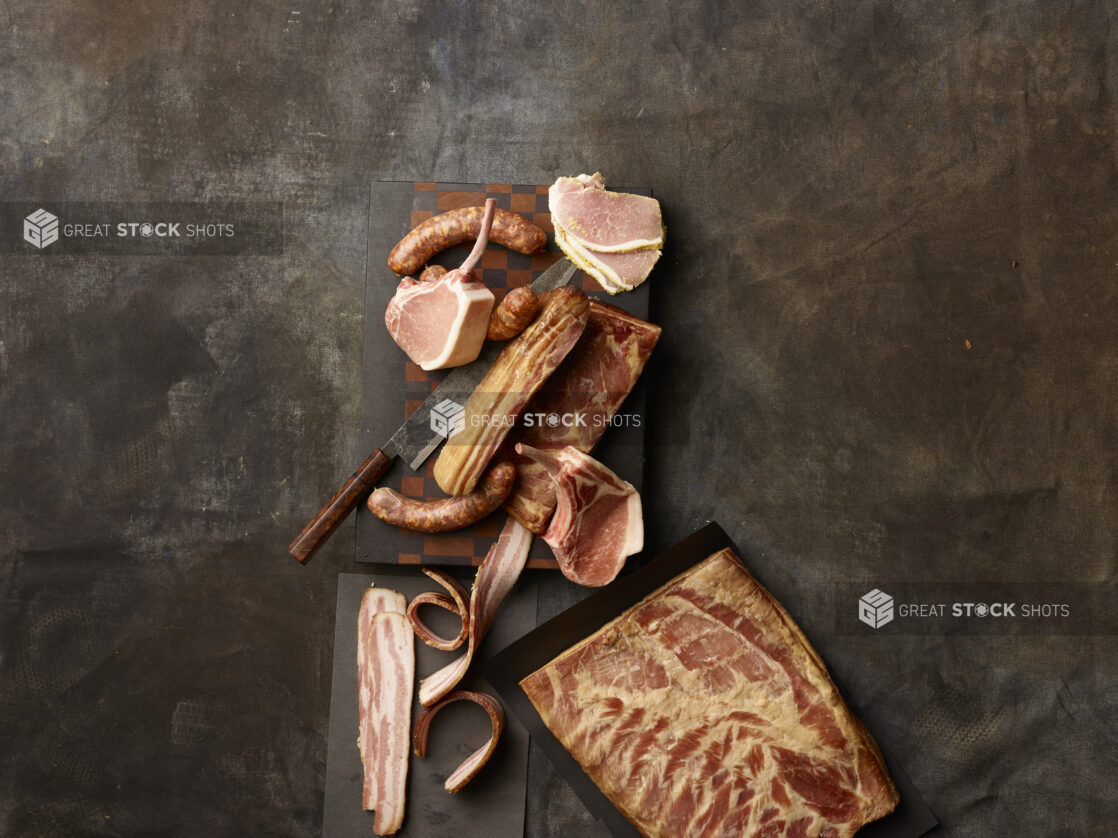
[
  {"left": 418, "top": 264, "right": 447, "bottom": 282},
  {"left": 388, "top": 207, "right": 546, "bottom": 276},
  {"left": 366, "top": 461, "right": 515, "bottom": 533},
  {"left": 486, "top": 286, "right": 539, "bottom": 341}
]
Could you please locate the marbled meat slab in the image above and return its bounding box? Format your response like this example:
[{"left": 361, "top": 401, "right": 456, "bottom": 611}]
[{"left": 519, "top": 548, "right": 899, "bottom": 838}]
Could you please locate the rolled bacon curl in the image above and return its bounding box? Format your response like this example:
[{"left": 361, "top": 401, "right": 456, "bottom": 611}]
[
  {"left": 417, "top": 517, "right": 533, "bottom": 706},
  {"left": 412, "top": 690, "right": 506, "bottom": 793},
  {"left": 406, "top": 568, "right": 470, "bottom": 652}
]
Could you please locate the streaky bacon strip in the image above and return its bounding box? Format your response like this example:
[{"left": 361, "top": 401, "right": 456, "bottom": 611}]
[
  {"left": 358, "top": 590, "right": 404, "bottom": 809},
  {"left": 406, "top": 568, "right": 470, "bottom": 651},
  {"left": 412, "top": 690, "right": 506, "bottom": 793},
  {"left": 357, "top": 587, "right": 414, "bottom": 835},
  {"left": 418, "top": 517, "right": 532, "bottom": 706}
]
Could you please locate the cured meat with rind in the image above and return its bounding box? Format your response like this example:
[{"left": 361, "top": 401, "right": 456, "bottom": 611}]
[
  {"left": 432, "top": 286, "right": 590, "bottom": 496},
  {"left": 503, "top": 300, "right": 661, "bottom": 534},
  {"left": 520, "top": 549, "right": 899, "bottom": 837}
]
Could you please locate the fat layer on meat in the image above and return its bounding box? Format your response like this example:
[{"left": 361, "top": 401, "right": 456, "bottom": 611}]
[
  {"left": 520, "top": 549, "right": 899, "bottom": 838},
  {"left": 358, "top": 588, "right": 414, "bottom": 835},
  {"left": 503, "top": 300, "right": 661, "bottom": 533}
]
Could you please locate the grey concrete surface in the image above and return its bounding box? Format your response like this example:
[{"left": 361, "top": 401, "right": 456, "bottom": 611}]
[{"left": 1, "top": 1, "right": 1116, "bottom": 836}]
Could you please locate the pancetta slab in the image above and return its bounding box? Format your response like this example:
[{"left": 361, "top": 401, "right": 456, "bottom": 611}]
[{"left": 520, "top": 549, "right": 899, "bottom": 838}]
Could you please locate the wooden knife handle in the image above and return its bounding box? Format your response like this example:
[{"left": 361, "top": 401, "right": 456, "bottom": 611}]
[{"left": 287, "top": 448, "right": 394, "bottom": 563}]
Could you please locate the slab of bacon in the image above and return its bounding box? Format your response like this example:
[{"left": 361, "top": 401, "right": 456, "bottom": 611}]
[
  {"left": 521, "top": 549, "right": 899, "bottom": 837},
  {"left": 503, "top": 300, "right": 661, "bottom": 534},
  {"left": 516, "top": 444, "right": 643, "bottom": 587},
  {"left": 358, "top": 587, "right": 415, "bottom": 835}
]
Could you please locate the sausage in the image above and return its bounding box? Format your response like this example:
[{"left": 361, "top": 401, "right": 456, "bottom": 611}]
[
  {"left": 366, "top": 461, "right": 516, "bottom": 532},
  {"left": 486, "top": 286, "right": 540, "bottom": 341},
  {"left": 418, "top": 264, "right": 447, "bottom": 282},
  {"left": 388, "top": 207, "right": 546, "bottom": 276}
]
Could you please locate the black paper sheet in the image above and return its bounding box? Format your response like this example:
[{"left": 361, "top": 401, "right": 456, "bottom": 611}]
[
  {"left": 485, "top": 523, "right": 939, "bottom": 838},
  {"left": 325, "top": 571, "right": 538, "bottom": 838}
]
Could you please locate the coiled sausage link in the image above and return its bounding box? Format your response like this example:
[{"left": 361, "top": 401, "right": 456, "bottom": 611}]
[
  {"left": 388, "top": 207, "right": 546, "bottom": 276},
  {"left": 366, "top": 461, "right": 516, "bottom": 532}
]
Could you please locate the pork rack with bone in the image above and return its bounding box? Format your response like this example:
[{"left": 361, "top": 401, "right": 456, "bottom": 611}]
[{"left": 384, "top": 199, "right": 498, "bottom": 370}]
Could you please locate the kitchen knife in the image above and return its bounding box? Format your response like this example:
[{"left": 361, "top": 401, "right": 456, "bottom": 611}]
[{"left": 288, "top": 257, "right": 578, "bottom": 562}]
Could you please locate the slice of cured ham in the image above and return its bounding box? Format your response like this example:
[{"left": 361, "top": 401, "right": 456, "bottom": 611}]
[
  {"left": 503, "top": 301, "right": 661, "bottom": 533},
  {"left": 550, "top": 173, "right": 664, "bottom": 252},
  {"left": 520, "top": 548, "right": 900, "bottom": 838},
  {"left": 554, "top": 225, "right": 662, "bottom": 293},
  {"left": 417, "top": 517, "right": 532, "bottom": 706},
  {"left": 549, "top": 173, "right": 664, "bottom": 295},
  {"left": 515, "top": 444, "right": 642, "bottom": 587},
  {"left": 385, "top": 199, "right": 497, "bottom": 370},
  {"left": 358, "top": 587, "right": 414, "bottom": 836}
]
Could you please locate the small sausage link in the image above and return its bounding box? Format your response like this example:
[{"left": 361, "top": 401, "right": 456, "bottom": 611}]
[
  {"left": 486, "top": 286, "right": 540, "bottom": 341},
  {"left": 366, "top": 461, "right": 516, "bottom": 532},
  {"left": 388, "top": 207, "right": 546, "bottom": 276},
  {"left": 418, "top": 264, "right": 448, "bottom": 282}
]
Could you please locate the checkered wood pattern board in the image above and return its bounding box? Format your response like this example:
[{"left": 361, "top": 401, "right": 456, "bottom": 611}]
[{"left": 359, "top": 181, "right": 651, "bottom": 569}]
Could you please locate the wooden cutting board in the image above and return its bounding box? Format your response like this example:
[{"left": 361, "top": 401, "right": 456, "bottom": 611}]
[{"left": 357, "top": 181, "right": 654, "bottom": 569}]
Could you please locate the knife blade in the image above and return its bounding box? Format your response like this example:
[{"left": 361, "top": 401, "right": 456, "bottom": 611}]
[{"left": 288, "top": 257, "right": 578, "bottom": 562}]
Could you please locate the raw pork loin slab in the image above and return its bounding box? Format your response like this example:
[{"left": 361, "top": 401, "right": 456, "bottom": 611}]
[
  {"left": 384, "top": 199, "right": 496, "bottom": 370},
  {"left": 549, "top": 174, "right": 664, "bottom": 294},
  {"left": 504, "top": 300, "right": 661, "bottom": 534},
  {"left": 515, "top": 444, "right": 642, "bottom": 587},
  {"left": 520, "top": 548, "right": 899, "bottom": 838}
]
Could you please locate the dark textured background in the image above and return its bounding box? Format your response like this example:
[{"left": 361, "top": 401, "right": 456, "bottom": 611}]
[{"left": 1, "top": 2, "right": 1116, "bottom": 836}]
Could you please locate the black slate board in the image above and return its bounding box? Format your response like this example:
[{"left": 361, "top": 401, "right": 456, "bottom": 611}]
[
  {"left": 324, "top": 572, "right": 537, "bottom": 838},
  {"left": 357, "top": 180, "right": 654, "bottom": 569},
  {"left": 485, "top": 523, "right": 939, "bottom": 838}
]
